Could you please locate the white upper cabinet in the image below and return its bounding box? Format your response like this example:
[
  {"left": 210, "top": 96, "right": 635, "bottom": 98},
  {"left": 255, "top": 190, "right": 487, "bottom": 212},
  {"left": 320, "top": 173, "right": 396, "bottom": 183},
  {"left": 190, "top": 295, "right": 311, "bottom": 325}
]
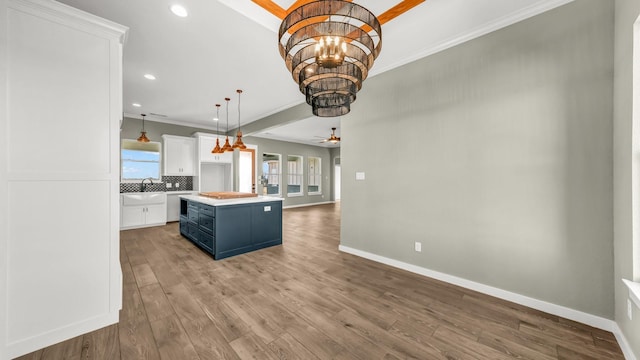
[
  {"left": 194, "top": 132, "right": 233, "bottom": 163},
  {"left": 163, "top": 135, "right": 195, "bottom": 175}
]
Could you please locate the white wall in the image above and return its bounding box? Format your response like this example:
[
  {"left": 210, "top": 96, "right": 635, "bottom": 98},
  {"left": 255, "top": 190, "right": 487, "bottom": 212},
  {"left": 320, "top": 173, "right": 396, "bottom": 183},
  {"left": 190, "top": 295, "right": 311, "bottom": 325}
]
[{"left": 200, "top": 163, "right": 232, "bottom": 192}]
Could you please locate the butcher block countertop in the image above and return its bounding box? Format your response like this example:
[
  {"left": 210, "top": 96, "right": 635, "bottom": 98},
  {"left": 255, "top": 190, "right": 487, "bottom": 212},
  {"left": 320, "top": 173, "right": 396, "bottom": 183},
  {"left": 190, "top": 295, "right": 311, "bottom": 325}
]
[
  {"left": 180, "top": 194, "right": 283, "bottom": 207},
  {"left": 199, "top": 191, "right": 258, "bottom": 199}
]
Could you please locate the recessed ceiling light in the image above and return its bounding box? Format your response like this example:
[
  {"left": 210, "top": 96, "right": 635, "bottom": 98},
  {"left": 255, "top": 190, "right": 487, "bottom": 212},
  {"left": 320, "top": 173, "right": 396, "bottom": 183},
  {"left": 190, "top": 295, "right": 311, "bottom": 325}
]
[
  {"left": 144, "top": 74, "right": 156, "bottom": 80},
  {"left": 170, "top": 4, "right": 188, "bottom": 17},
  {"left": 132, "top": 103, "right": 141, "bottom": 107}
]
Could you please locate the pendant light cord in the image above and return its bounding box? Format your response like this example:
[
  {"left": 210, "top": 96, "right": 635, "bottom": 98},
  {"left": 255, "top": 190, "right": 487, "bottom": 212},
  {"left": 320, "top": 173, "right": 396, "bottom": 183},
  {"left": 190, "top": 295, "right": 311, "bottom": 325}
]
[
  {"left": 215, "top": 104, "right": 220, "bottom": 134},
  {"left": 237, "top": 89, "right": 242, "bottom": 130},
  {"left": 225, "top": 98, "right": 230, "bottom": 133}
]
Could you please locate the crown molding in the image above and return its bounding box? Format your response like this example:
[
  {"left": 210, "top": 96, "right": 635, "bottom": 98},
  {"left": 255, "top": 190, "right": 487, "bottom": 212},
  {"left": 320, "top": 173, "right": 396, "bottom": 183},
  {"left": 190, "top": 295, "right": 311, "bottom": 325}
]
[{"left": 8, "top": 0, "right": 128, "bottom": 43}]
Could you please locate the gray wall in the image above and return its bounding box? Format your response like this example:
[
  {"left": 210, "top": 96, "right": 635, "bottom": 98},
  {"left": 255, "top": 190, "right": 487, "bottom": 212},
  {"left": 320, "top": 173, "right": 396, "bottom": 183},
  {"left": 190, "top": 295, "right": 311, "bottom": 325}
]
[
  {"left": 121, "top": 117, "right": 334, "bottom": 207},
  {"left": 340, "top": 0, "right": 615, "bottom": 318},
  {"left": 614, "top": 0, "right": 640, "bottom": 355},
  {"left": 244, "top": 136, "right": 333, "bottom": 207},
  {"left": 0, "top": 0, "right": 7, "bottom": 357}
]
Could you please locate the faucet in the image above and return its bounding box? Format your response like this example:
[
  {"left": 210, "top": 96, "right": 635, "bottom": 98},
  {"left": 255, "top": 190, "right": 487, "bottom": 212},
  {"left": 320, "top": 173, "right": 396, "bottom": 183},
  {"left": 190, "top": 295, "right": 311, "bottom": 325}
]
[{"left": 140, "top": 177, "right": 154, "bottom": 192}]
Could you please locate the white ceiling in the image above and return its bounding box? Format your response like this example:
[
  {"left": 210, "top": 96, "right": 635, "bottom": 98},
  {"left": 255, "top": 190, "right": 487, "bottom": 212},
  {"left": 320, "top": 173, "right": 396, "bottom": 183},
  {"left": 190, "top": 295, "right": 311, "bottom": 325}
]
[
  {"left": 57, "top": 0, "right": 572, "bottom": 147},
  {"left": 251, "top": 116, "right": 342, "bottom": 148}
]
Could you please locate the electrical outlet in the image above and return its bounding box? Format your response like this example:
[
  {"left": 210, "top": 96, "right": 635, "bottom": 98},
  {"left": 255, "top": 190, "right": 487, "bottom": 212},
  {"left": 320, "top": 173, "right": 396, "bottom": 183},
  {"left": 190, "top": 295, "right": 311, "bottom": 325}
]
[
  {"left": 414, "top": 242, "right": 422, "bottom": 252},
  {"left": 166, "top": 183, "right": 172, "bottom": 188},
  {"left": 175, "top": 182, "right": 180, "bottom": 188},
  {"left": 628, "top": 299, "right": 633, "bottom": 320}
]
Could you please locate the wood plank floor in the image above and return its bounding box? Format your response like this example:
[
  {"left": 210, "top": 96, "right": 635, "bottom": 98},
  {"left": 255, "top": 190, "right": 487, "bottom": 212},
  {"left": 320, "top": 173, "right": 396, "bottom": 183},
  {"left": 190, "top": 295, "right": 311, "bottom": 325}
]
[{"left": 16, "top": 203, "right": 624, "bottom": 359}]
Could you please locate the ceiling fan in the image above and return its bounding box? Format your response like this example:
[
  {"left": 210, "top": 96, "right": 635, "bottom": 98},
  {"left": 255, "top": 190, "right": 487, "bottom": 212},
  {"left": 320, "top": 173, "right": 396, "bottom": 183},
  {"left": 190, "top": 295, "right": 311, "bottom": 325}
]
[{"left": 319, "top": 127, "right": 340, "bottom": 144}]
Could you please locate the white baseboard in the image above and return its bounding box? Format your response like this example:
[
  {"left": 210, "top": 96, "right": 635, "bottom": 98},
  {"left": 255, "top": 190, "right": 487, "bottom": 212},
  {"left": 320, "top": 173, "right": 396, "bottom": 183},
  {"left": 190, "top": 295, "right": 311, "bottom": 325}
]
[
  {"left": 7, "top": 311, "right": 119, "bottom": 359},
  {"left": 338, "top": 245, "right": 637, "bottom": 360},
  {"left": 283, "top": 201, "right": 335, "bottom": 209},
  {"left": 612, "top": 323, "right": 639, "bottom": 360}
]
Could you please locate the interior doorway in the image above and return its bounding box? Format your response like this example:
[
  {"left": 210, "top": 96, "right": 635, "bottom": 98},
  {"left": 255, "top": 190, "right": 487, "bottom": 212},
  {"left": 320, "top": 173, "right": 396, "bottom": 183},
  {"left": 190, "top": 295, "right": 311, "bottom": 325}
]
[
  {"left": 334, "top": 157, "right": 341, "bottom": 201},
  {"left": 239, "top": 147, "right": 256, "bottom": 193}
]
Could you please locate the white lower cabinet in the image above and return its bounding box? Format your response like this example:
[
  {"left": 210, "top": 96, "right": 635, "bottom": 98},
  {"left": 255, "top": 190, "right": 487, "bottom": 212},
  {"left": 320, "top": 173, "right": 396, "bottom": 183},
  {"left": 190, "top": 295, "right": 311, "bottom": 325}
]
[
  {"left": 121, "top": 193, "right": 167, "bottom": 229},
  {"left": 167, "top": 191, "right": 197, "bottom": 222}
]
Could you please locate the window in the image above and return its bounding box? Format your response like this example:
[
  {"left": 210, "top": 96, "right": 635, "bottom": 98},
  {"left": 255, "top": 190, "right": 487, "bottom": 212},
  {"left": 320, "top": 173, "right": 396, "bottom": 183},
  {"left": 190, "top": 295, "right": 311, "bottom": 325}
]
[
  {"left": 287, "top": 155, "right": 303, "bottom": 196},
  {"left": 121, "top": 139, "right": 161, "bottom": 182},
  {"left": 308, "top": 156, "right": 321, "bottom": 195},
  {"left": 262, "top": 153, "right": 281, "bottom": 196}
]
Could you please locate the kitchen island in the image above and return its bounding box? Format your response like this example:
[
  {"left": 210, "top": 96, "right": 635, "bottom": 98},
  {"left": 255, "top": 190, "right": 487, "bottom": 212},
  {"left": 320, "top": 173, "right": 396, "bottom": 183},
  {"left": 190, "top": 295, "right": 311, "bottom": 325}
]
[{"left": 179, "top": 194, "right": 283, "bottom": 260}]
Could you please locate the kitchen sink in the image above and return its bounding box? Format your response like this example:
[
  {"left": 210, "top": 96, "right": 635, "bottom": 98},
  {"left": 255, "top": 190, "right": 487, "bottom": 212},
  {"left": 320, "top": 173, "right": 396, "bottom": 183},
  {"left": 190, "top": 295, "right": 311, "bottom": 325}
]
[{"left": 121, "top": 192, "right": 166, "bottom": 206}]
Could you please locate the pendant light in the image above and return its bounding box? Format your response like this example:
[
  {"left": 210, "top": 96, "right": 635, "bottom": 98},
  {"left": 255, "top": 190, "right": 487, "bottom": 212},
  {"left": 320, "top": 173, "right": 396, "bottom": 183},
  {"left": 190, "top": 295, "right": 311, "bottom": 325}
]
[
  {"left": 232, "top": 89, "right": 246, "bottom": 150},
  {"left": 212, "top": 104, "right": 223, "bottom": 153},
  {"left": 137, "top": 113, "right": 150, "bottom": 142},
  {"left": 221, "top": 97, "right": 234, "bottom": 152}
]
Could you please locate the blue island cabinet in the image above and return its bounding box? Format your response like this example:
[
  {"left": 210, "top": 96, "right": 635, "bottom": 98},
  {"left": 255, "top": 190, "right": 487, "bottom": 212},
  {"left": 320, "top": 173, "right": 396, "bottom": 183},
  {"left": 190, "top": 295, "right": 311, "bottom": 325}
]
[{"left": 179, "top": 197, "right": 282, "bottom": 260}]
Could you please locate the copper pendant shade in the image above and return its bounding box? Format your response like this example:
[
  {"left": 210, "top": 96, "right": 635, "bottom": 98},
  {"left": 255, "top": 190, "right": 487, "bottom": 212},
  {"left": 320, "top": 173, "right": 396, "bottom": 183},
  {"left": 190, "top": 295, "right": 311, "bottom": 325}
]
[
  {"left": 212, "top": 104, "right": 223, "bottom": 154},
  {"left": 278, "top": 0, "right": 382, "bottom": 117},
  {"left": 232, "top": 89, "right": 246, "bottom": 150},
  {"left": 137, "top": 114, "right": 150, "bottom": 142},
  {"left": 221, "top": 97, "right": 234, "bottom": 152}
]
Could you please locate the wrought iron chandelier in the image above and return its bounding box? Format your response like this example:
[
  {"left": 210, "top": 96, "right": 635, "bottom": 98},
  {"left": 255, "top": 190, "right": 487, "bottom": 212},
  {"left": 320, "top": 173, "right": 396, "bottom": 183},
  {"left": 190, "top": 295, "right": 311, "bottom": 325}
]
[{"left": 278, "top": 0, "right": 382, "bottom": 117}]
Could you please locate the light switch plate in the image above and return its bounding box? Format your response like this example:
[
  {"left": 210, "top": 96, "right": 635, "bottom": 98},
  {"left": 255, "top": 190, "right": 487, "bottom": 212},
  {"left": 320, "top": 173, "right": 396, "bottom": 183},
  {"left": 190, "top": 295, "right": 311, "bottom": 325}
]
[
  {"left": 264, "top": 206, "right": 271, "bottom": 212},
  {"left": 175, "top": 183, "right": 180, "bottom": 187},
  {"left": 356, "top": 172, "right": 365, "bottom": 180},
  {"left": 166, "top": 183, "right": 172, "bottom": 188},
  {"left": 415, "top": 242, "right": 422, "bottom": 252}
]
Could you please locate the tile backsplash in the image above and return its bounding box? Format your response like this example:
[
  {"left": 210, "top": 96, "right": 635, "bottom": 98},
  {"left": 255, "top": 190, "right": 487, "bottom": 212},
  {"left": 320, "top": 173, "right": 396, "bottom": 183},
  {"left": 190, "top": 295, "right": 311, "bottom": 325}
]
[{"left": 120, "top": 176, "right": 193, "bottom": 193}]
